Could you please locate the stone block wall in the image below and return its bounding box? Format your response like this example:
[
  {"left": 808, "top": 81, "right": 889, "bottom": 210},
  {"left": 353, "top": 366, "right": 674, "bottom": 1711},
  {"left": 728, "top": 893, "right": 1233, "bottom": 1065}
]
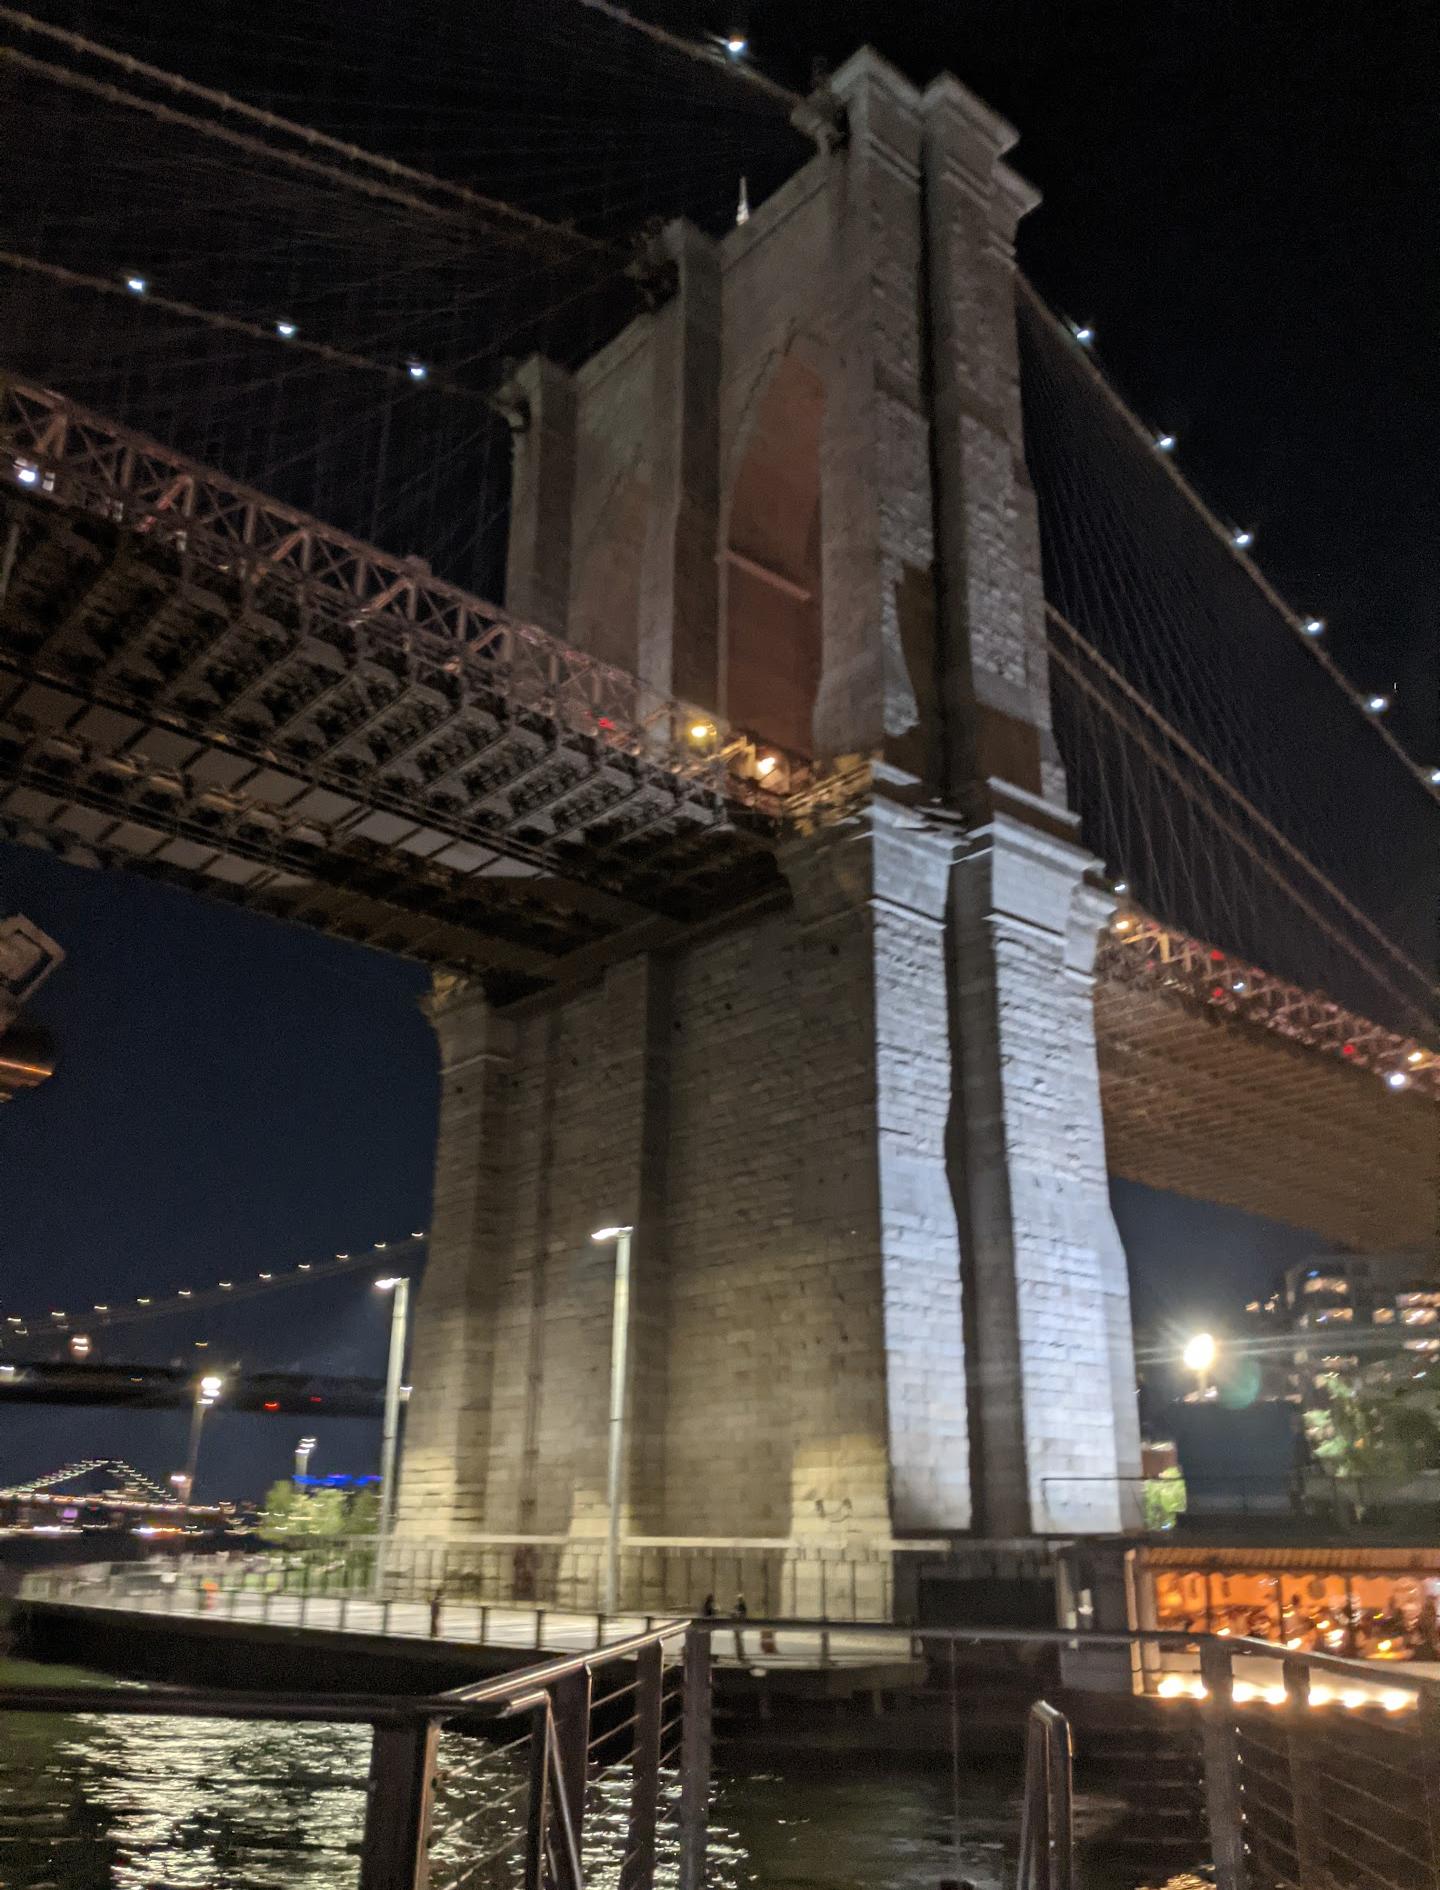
[{"left": 401, "top": 49, "right": 1144, "bottom": 1565}]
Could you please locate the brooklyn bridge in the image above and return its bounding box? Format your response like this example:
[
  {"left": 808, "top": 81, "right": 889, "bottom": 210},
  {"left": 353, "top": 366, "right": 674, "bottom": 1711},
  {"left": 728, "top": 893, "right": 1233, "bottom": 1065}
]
[{"left": 1, "top": 4, "right": 1435, "bottom": 1579}]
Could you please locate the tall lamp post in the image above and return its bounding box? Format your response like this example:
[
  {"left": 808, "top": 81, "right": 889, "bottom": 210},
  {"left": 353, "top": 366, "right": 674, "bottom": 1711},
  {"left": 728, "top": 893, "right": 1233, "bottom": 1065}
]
[
  {"left": 374, "top": 1276, "right": 411, "bottom": 1560},
  {"left": 181, "top": 1373, "right": 224, "bottom": 1505},
  {"left": 591, "top": 1224, "right": 634, "bottom": 1617}
]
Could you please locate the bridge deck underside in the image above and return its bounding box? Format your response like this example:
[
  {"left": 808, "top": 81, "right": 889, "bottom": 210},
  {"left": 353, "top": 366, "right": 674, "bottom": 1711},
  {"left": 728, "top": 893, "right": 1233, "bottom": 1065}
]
[
  {"left": 2, "top": 492, "right": 1432, "bottom": 1255},
  {"left": 0, "top": 490, "right": 780, "bottom": 1000},
  {"left": 1097, "top": 977, "right": 1438, "bottom": 1252}
]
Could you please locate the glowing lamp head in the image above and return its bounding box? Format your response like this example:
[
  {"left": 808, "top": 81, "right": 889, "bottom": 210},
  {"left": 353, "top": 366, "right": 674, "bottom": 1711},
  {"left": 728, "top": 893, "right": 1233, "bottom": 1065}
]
[
  {"left": 1155, "top": 433, "right": 1175, "bottom": 452},
  {"left": 1367, "top": 694, "right": 1390, "bottom": 713},
  {"left": 756, "top": 754, "right": 778, "bottom": 778},
  {"left": 1183, "top": 1332, "right": 1218, "bottom": 1374},
  {"left": 69, "top": 1334, "right": 91, "bottom": 1358},
  {"left": 15, "top": 461, "right": 38, "bottom": 486},
  {"left": 199, "top": 1374, "right": 223, "bottom": 1399},
  {"left": 374, "top": 1276, "right": 404, "bottom": 1291},
  {"left": 125, "top": 275, "right": 148, "bottom": 296},
  {"left": 1303, "top": 617, "right": 1324, "bottom": 637},
  {"left": 591, "top": 1225, "right": 633, "bottom": 1244},
  {"left": 688, "top": 720, "right": 716, "bottom": 743},
  {"left": 1232, "top": 528, "right": 1254, "bottom": 549},
  {"left": 275, "top": 320, "right": 297, "bottom": 338},
  {"left": 1386, "top": 1070, "right": 1410, "bottom": 1091},
  {"left": 407, "top": 360, "right": 428, "bottom": 382},
  {"left": 1071, "top": 323, "right": 1094, "bottom": 345},
  {"left": 724, "top": 32, "right": 748, "bottom": 54},
  {"left": 1429, "top": 768, "right": 1440, "bottom": 785}
]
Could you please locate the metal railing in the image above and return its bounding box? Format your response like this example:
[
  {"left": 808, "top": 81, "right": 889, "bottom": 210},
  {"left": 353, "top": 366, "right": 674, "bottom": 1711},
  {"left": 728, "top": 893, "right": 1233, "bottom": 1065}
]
[
  {"left": 26, "top": 1532, "right": 933, "bottom": 1623},
  {"left": 0, "top": 1618, "right": 709, "bottom": 1890},
  {"left": 1016, "top": 1702, "right": 1075, "bottom": 1890},
  {"left": 16, "top": 1571, "right": 1440, "bottom": 1887}
]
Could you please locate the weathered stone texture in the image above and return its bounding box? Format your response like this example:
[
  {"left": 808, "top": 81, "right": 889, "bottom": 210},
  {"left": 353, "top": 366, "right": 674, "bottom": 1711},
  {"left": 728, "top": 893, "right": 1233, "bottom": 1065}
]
[{"left": 399, "top": 49, "right": 1142, "bottom": 1562}]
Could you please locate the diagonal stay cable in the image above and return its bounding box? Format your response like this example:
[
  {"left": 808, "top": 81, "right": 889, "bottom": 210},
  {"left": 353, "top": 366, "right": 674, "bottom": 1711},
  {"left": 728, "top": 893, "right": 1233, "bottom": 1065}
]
[
  {"left": 1018, "top": 274, "right": 1440, "bottom": 805},
  {"left": 1048, "top": 603, "right": 1439, "bottom": 1004},
  {"left": 1048, "top": 612, "right": 1439, "bottom": 1028},
  {"left": 0, "top": 7, "right": 620, "bottom": 259}
]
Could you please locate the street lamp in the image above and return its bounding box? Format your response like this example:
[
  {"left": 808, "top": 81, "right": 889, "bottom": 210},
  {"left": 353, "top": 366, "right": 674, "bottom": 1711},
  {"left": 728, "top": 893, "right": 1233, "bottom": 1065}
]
[
  {"left": 180, "top": 1372, "right": 224, "bottom": 1504},
  {"left": 1183, "top": 1332, "right": 1218, "bottom": 1399},
  {"left": 295, "top": 1435, "right": 317, "bottom": 1481},
  {"left": 374, "top": 1277, "right": 411, "bottom": 1557},
  {"left": 591, "top": 1224, "right": 634, "bottom": 1617}
]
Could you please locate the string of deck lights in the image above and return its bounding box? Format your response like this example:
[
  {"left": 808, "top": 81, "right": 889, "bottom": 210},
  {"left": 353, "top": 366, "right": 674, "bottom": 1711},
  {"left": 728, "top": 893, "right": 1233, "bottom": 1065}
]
[
  {"left": 1105, "top": 907, "right": 1438, "bottom": 1096},
  {"left": 0, "top": 1231, "right": 428, "bottom": 1346},
  {"left": 1060, "top": 312, "right": 1440, "bottom": 796},
  {"left": 119, "top": 266, "right": 432, "bottom": 385}
]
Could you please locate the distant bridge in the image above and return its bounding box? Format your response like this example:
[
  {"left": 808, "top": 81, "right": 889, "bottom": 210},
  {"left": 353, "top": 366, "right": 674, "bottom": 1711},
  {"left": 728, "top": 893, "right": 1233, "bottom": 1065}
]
[{"left": 0, "top": 1359, "right": 386, "bottom": 1417}]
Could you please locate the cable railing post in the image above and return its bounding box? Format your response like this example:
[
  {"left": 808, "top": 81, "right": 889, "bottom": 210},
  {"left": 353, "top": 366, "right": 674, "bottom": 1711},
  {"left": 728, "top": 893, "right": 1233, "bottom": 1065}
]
[
  {"left": 1045, "top": 1710, "right": 1076, "bottom": 1890},
  {"left": 524, "top": 1704, "right": 553, "bottom": 1890},
  {"left": 552, "top": 1665, "right": 591, "bottom": 1868},
  {"left": 626, "top": 1640, "right": 664, "bottom": 1890},
  {"left": 1283, "top": 1654, "right": 1327, "bottom": 1889},
  {"left": 1415, "top": 1685, "right": 1440, "bottom": 1885},
  {"left": 678, "top": 1625, "right": 712, "bottom": 1890},
  {"left": 1199, "top": 1639, "right": 1246, "bottom": 1890},
  {"left": 358, "top": 1715, "right": 437, "bottom": 1890}
]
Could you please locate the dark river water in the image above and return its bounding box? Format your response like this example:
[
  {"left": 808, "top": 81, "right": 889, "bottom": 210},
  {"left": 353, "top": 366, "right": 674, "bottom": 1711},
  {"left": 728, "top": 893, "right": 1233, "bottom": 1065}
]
[{"left": 0, "top": 1659, "right": 1020, "bottom": 1890}]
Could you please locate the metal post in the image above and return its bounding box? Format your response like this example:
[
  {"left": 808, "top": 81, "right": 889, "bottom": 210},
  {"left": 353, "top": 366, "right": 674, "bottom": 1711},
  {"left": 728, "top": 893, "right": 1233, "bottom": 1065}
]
[
  {"left": 524, "top": 1706, "right": 552, "bottom": 1890},
  {"left": 552, "top": 1667, "right": 591, "bottom": 1868},
  {"left": 181, "top": 1394, "right": 206, "bottom": 1504},
  {"left": 1284, "top": 1654, "right": 1327, "bottom": 1888},
  {"left": 678, "top": 1626, "right": 712, "bottom": 1890},
  {"left": 1045, "top": 1711, "right": 1076, "bottom": 1890},
  {"left": 604, "top": 1228, "right": 633, "bottom": 1617},
  {"left": 376, "top": 1278, "right": 410, "bottom": 1587},
  {"left": 359, "top": 1717, "right": 438, "bottom": 1890},
  {"left": 1199, "top": 1640, "right": 1246, "bottom": 1890},
  {"left": 627, "top": 1641, "right": 664, "bottom": 1890}
]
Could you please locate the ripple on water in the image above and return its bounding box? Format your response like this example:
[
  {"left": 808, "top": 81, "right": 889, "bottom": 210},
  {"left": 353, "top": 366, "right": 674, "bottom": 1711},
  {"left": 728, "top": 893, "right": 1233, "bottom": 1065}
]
[{"left": 1, "top": 1684, "right": 1017, "bottom": 1890}]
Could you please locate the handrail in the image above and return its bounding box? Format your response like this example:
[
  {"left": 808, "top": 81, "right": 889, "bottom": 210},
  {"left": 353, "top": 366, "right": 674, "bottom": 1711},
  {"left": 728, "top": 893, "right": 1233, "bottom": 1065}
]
[
  {"left": 1016, "top": 1701, "right": 1076, "bottom": 1890},
  {"left": 0, "top": 1617, "right": 713, "bottom": 1890}
]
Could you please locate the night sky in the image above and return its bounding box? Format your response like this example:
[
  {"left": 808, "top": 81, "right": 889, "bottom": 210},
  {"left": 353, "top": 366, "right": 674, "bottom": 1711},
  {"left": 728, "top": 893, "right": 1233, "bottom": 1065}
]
[{"left": 1, "top": 0, "right": 1433, "bottom": 1498}]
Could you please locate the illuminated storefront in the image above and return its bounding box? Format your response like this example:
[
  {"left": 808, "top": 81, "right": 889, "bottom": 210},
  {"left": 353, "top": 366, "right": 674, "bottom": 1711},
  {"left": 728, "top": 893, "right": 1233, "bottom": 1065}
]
[{"left": 1142, "top": 1544, "right": 1440, "bottom": 1660}]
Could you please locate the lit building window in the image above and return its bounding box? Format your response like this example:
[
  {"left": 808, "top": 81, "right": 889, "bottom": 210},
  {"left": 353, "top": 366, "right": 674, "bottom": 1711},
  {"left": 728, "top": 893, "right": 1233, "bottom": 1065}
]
[{"left": 1374, "top": 1307, "right": 1396, "bottom": 1324}]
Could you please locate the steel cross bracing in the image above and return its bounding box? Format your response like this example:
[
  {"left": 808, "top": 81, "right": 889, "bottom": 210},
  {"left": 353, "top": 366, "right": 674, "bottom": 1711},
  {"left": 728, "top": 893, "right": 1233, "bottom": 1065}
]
[
  {"left": 2, "top": 380, "right": 1435, "bottom": 1249},
  {"left": 0, "top": 374, "right": 820, "bottom": 998},
  {"left": 1097, "top": 914, "right": 1440, "bottom": 1252}
]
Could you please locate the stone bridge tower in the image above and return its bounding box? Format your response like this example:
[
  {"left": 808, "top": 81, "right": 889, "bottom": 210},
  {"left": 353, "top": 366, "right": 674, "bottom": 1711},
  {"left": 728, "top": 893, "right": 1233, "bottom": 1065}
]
[{"left": 397, "top": 51, "right": 1141, "bottom": 1582}]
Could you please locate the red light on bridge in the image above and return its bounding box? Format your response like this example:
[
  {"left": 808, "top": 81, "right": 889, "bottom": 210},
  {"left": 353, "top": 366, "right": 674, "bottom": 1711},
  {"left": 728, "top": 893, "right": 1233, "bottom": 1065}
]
[
  {"left": 263, "top": 1401, "right": 279, "bottom": 1411},
  {"left": 1342, "top": 1042, "right": 1357, "bottom": 1058},
  {"left": 309, "top": 1395, "right": 322, "bottom": 1404},
  {"left": 1208, "top": 950, "right": 1224, "bottom": 963}
]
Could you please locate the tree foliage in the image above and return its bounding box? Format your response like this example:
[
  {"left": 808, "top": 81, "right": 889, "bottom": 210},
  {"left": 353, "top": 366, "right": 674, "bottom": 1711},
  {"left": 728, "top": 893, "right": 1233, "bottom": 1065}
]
[
  {"left": 1304, "top": 1379, "right": 1440, "bottom": 1486},
  {"left": 260, "top": 1481, "right": 380, "bottom": 1538}
]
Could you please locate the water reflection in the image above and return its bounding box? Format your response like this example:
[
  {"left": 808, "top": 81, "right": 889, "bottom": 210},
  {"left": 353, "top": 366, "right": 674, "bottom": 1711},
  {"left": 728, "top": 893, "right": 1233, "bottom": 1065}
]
[{"left": 0, "top": 1665, "right": 1013, "bottom": 1890}]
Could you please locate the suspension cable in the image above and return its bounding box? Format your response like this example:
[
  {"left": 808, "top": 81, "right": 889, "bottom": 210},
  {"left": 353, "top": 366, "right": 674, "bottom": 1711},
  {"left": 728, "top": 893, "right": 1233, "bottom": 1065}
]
[{"left": 0, "top": 8, "right": 619, "bottom": 258}]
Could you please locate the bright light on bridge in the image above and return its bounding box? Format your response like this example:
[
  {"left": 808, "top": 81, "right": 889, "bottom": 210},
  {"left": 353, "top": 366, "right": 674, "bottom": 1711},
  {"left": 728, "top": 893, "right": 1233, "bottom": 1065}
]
[{"left": 1183, "top": 1332, "right": 1218, "bottom": 1375}]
